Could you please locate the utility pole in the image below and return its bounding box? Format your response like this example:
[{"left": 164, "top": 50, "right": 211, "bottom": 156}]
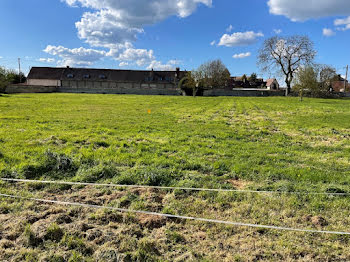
[
  {"left": 18, "top": 58, "right": 22, "bottom": 83},
  {"left": 345, "top": 65, "right": 348, "bottom": 92}
]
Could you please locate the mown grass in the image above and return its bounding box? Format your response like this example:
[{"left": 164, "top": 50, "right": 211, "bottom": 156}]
[{"left": 1, "top": 93, "right": 350, "bottom": 261}]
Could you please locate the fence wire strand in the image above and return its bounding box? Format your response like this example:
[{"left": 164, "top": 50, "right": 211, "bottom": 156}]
[{"left": 1, "top": 193, "right": 350, "bottom": 235}]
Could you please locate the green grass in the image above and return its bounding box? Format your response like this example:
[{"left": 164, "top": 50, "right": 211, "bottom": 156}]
[
  {"left": 1, "top": 93, "right": 350, "bottom": 261},
  {"left": 1, "top": 93, "right": 349, "bottom": 190}
]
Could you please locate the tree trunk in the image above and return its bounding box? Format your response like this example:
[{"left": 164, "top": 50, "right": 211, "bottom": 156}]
[{"left": 285, "top": 79, "right": 291, "bottom": 96}]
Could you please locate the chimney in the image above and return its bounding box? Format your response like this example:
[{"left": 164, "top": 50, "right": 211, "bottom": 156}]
[{"left": 175, "top": 67, "right": 180, "bottom": 79}]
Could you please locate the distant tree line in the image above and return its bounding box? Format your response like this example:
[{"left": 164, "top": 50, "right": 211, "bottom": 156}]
[{"left": 0, "top": 67, "right": 26, "bottom": 93}]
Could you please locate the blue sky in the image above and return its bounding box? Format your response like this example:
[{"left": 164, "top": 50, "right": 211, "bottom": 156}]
[{"left": 0, "top": 0, "right": 349, "bottom": 79}]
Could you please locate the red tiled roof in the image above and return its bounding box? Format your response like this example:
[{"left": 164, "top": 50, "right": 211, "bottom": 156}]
[{"left": 266, "top": 79, "right": 276, "bottom": 87}]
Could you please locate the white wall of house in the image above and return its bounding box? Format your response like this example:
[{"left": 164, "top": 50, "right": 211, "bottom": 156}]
[
  {"left": 266, "top": 79, "right": 280, "bottom": 91},
  {"left": 27, "top": 79, "right": 61, "bottom": 87}
]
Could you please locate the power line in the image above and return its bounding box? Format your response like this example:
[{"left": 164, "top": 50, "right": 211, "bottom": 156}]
[
  {"left": 1, "top": 193, "right": 349, "bottom": 235},
  {"left": 1, "top": 178, "right": 349, "bottom": 196}
]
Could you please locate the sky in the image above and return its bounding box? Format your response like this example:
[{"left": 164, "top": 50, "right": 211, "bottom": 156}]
[{"left": 0, "top": 0, "right": 349, "bottom": 79}]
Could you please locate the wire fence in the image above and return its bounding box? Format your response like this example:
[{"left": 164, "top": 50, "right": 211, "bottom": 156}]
[
  {"left": 1, "top": 178, "right": 349, "bottom": 196},
  {"left": 2, "top": 178, "right": 350, "bottom": 235},
  {"left": 1, "top": 193, "right": 350, "bottom": 235}
]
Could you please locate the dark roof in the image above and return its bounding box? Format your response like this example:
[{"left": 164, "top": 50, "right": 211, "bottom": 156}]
[
  {"left": 28, "top": 67, "right": 186, "bottom": 82},
  {"left": 27, "top": 67, "right": 65, "bottom": 80}
]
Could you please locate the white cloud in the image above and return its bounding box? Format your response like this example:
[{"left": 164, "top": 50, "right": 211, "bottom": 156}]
[
  {"left": 226, "top": 25, "right": 233, "bottom": 32},
  {"left": 210, "top": 40, "right": 216, "bottom": 46},
  {"left": 274, "top": 29, "right": 282, "bottom": 34},
  {"left": 218, "top": 31, "right": 264, "bottom": 47},
  {"left": 268, "top": 0, "right": 350, "bottom": 21},
  {"left": 0, "top": 56, "right": 3, "bottom": 59},
  {"left": 43, "top": 45, "right": 106, "bottom": 66},
  {"left": 46, "top": 0, "right": 211, "bottom": 70},
  {"left": 233, "top": 52, "right": 251, "bottom": 59},
  {"left": 119, "top": 62, "right": 129, "bottom": 67},
  {"left": 116, "top": 48, "right": 154, "bottom": 64},
  {"left": 75, "top": 9, "right": 143, "bottom": 49},
  {"left": 64, "top": 0, "right": 212, "bottom": 49},
  {"left": 38, "top": 58, "right": 56, "bottom": 63},
  {"left": 334, "top": 16, "right": 350, "bottom": 31},
  {"left": 323, "top": 28, "right": 335, "bottom": 36},
  {"left": 167, "top": 59, "right": 181, "bottom": 65},
  {"left": 147, "top": 60, "right": 180, "bottom": 71}
]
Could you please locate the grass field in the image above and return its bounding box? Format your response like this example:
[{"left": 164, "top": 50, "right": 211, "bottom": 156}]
[{"left": 0, "top": 93, "right": 350, "bottom": 261}]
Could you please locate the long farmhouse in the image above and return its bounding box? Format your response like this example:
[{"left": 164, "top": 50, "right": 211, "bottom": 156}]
[
  {"left": 22, "top": 66, "right": 186, "bottom": 96},
  {"left": 6, "top": 66, "right": 284, "bottom": 96}
]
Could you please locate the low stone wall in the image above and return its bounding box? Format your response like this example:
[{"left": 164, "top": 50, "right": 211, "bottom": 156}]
[
  {"left": 5, "top": 85, "right": 286, "bottom": 97},
  {"left": 5, "top": 85, "right": 58, "bottom": 94},
  {"left": 203, "top": 89, "right": 285, "bottom": 97},
  {"left": 58, "top": 87, "right": 182, "bottom": 96}
]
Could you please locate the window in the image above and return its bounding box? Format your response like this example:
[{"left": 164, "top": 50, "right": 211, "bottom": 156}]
[
  {"left": 83, "top": 74, "right": 90, "bottom": 79},
  {"left": 67, "top": 74, "right": 74, "bottom": 78},
  {"left": 99, "top": 74, "right": 106, "bottom": 79}
]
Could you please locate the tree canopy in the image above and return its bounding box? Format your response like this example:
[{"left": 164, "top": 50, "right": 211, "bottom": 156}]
[
  {"left": 197, "top": 59, "right": 230, "bottom": 88},
  {"left": 0, "top": 67, "right": 26, "bottom": 93},
  {"left": 294, "top": 64, "right": 337, "bottom": 99}
]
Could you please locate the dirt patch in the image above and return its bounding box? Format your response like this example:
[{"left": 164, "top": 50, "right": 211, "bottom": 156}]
[
  {"left": 227, "top": 179, "right": 251, "bottom": 190},
  {"left": 304, "top": 215, "right": 328, "bottom": 227},
  {"left": 137, "top": 214, "right": 167, "bottom": 230}
]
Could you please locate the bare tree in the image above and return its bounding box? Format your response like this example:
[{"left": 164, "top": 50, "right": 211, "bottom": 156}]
[
  {"left": 258, "top": 36, "right": 316, "bottom": 96},
  {"left": 197, "top": 59, "right": 231, "bottom": 88},
  {"left": 319, "top": 65, "right": 337, "bottom": 85}
]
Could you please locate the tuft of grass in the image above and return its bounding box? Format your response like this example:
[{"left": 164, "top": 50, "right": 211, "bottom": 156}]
[
  {"left": 23, "top": 224, "right": 42, "bottom": 247},
  {"left": 45, "top": 223, "right": 64, "bottom": 242},
  {"left": 166, "top": 230, "right": 185, "bottom": 244},
  {"left": 61, "top": 234, "right": 93, "bottom": 256}
]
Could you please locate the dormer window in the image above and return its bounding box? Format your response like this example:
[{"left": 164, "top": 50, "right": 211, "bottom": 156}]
[
  {"left": 67, "top": 74, "right": 74, "bottom": 78},
  {"left": 83, "top": 74, "right": 90, "bottom": 79},
  {"left": 99, "top": 74, "right": 106, "bottom": 79}
]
